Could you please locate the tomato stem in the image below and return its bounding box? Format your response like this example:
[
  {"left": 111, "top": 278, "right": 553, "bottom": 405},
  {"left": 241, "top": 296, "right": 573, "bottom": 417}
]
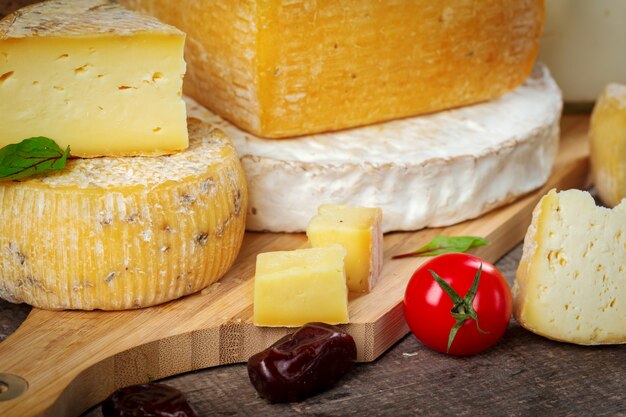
[{"left": 429, "top": 264, "right": 490, "bottom": 353}]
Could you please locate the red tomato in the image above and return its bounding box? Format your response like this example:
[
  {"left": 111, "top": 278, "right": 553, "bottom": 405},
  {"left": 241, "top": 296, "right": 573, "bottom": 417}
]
[{"left": 403, "top": 253, "right": 512, "bottom": 356}]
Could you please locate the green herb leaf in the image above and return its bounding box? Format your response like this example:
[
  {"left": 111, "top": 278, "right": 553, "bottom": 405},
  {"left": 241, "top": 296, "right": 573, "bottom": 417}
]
[
  {"left": 392, "top": 235, "right": 489, "bottom": 259},
  {"left": 0, "top": 137, "right": 70, "bottom": 181}
]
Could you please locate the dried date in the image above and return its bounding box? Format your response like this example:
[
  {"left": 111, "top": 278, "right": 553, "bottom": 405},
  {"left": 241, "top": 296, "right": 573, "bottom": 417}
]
[
  {"left": 102, "top": 383, "right": 197, "bottom": 417},
  {"left": 247, "top": 322, "right": 357, "bottom": 403}
]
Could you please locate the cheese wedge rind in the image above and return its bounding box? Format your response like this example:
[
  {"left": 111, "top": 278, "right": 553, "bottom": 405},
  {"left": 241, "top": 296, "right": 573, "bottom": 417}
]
[
  {"left": 513, "top": 189, "right": 626, "bottom": 345},
  {"left": 0, "top": 119, "right": 247, "bottom": 310}
]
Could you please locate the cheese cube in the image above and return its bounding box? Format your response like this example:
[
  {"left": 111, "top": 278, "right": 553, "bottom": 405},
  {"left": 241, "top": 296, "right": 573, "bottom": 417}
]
[
  {"left": 513, "top": 189, "right": 626, "bottom": 345},
  {"left": 120, "top": 0, "right": 543, "bottom": 138},
  {"left": 590, "top": 83, "right": 626, "bottom": 207},
  {"left": 0, "top": 0, "right": 188, "bottom": 157},
  {"left": 307, "top": 205, "right": 383, "bottom": 293},
  {"left": 253, "top": 246, "right": 349, "bottom": 327}
]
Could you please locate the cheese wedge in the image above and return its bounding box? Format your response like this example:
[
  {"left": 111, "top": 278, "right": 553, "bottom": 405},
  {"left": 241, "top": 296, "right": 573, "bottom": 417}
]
[
  {"left": 253, "top": 246, "right": 349, "bottom": 327},
  {"left": 307, "top": 205, "right": 383, "bottom": 293},
  {"left": 121, "top": 0, "right": 543, "bottom": 138},
  {"left": 0, "top": 119, "right": 247, "bottom": 310},
  {"left": 0, "top": 0, "right": 187, "bottom": 157},
  {"left": 187, "top": 64, "right": 562, "bottom": 232},
  {"left": 513, "top": 189, "right": 626, "bottom": 345},
  {"left": 590, "top": 83, "right": 626, "bottom": 207}
]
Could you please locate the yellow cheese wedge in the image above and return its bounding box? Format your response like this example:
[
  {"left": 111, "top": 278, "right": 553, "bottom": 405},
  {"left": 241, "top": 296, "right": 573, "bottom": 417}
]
[
  {"left": 121, "top": 0, "right": 543, "bottom": 138},
  {"left": 307, "top": 205, "right": 383, "bottom": 293},
  {"left": 590, "top": 83, "right": 626, "bottom": 207},
  {"left": 0, "top": 119, "right": 247, "bottom": 310},
  {"left": 253, "top": 246, "right": 349, "bottom": 327},
  {"left": 0, "top": 0, "right": 188, "bottom": 157},
  {"left": 513, "top": 189, "right": 626, "bottom": 345}
]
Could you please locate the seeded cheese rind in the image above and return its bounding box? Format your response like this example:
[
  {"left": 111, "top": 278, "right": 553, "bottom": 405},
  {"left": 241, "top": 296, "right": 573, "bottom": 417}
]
[{"left": 0, "top": 119, "right": 247, "bottom": 310}]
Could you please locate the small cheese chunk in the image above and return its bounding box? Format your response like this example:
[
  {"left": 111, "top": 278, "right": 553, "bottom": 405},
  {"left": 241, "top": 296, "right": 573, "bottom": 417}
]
[
  {"left": 0, "top": 119, "right": 247, "bottom": 310},
  {"left": 121, "top": 0, "right": 543, "bottom": 138},
  {"left": 307, "top": 205, "right": 383, "bottom": 293},
  {"left": 590, "top": 83, "right": 626, "bottom": 207},
  {"left": 253, "top": 246, "right": 349, "bottom": 327},
  {"left": 0, "top": 0, "right": 188, "bottom": 157},
  {"left": 513, "top": 189, "right": 626, "bottom": 345}
]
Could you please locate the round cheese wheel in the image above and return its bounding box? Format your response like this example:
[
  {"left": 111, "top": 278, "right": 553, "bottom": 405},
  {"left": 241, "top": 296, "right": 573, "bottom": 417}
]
[
  {"left": 187, "top": 64, "right": 562, "bottom": 233},
  {"left": 0, "top": 119, "right": 247, "bottom": 310}
]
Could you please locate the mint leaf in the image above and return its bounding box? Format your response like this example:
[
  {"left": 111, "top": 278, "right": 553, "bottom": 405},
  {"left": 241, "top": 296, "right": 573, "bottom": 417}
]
[
  {"left": 0, "top": 137, "right": 70, "bottom": 181},
  {"left": 392, "top": 235, "right": 489, "bottom": 259}
]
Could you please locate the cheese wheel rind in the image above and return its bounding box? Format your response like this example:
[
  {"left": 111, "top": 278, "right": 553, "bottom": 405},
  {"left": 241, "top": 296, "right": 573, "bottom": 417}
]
[{"left": 0, "top": 119, "right": 247, "bottom": 310}]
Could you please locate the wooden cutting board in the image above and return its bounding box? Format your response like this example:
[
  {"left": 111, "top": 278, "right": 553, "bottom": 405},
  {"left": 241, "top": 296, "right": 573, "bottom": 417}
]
[{"left": 0, "top": 115, "right": 590, "bottom": 417}]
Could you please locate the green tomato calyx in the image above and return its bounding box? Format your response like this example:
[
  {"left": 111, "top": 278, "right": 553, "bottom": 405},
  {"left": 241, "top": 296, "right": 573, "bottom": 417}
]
[{"left": 429, "top": 264, "right": 489, "bottom": 353}]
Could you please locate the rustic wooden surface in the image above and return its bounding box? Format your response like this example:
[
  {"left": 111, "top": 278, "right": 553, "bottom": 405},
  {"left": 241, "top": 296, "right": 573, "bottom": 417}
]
[{"left": 2, "top": 244, "right": 624, "bottom": 417}]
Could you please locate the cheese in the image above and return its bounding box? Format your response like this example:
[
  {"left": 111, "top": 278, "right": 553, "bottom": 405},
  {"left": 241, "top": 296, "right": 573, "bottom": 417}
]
[
  {"left": 307, "top": 205, "right": 383, "bottom": 293},
  {"left": 120, "top": 0, "right": 543, "bottom": 138},
  {"left": 0, "top": 0, "right": 188, "bottom": 157},
  {"left": 590, "top": 83, "right": 626, "bottom": 207},
  {"left": 513, "top": 189, "right": 626, "bottom": 345},
  {"left": 187, "top": 63, "right": 562, "bottom": 233},
  {"left": 253, "top": 246, "right": 349, "bottom": 327},
  {"left": 0, "top": 119, "right": 247, "bottom": 310}
]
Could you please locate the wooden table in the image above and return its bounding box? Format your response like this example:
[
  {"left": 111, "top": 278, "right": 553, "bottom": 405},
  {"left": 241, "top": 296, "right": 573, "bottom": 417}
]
[{"left": 1, "top": 244, "right": 624, "bottom": 417}]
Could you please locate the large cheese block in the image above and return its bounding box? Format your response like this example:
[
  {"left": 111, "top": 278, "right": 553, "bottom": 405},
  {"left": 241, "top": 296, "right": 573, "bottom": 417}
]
[
  {"left": 0, "top": 119, "right": 247, "bottom": 310},
  {"left": 513, "top": 189, "right": 626, "bottom": 345},
  {"left": 0, "top": 0, "right": 188, "bottom": 157},
  {"left": 187, "top": 64, "right": 562, "bottom": 233},
  {"left": 120, "top": 0, "right": 544, "bottom": 138},
  {"left": 590, "top": 83, "right": 626, "bottom": 207}
]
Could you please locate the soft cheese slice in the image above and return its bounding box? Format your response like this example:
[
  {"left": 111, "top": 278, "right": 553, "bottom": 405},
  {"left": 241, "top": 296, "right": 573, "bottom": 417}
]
[
  {"left": 307, "top": 205, "right": 383, "bottom": 293},
  {"left": 187, "top": 64, "right": 562, "bottom": 233},
  {"left": 513, "top": 189, "right": 626, "bottom": 345},
  {"left": 253, "top": 246, "right": 349, "bottom": 327},
  {"left": 0, "top": 119, "right": 247, "bottom": 310},
  {"left": 0, "top": 0, "right": 187, "bottom": 157},
  {"left": 121, "top": 0, "right": 543, "bottom": 138},
  {"left": 590, "top": 83, "right": 626, "bottom": 207}
]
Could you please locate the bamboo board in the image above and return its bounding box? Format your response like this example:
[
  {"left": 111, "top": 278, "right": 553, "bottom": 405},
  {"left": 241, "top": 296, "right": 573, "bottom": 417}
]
[{"left": 0, "top": 115, "right": 590, "bottom": 417}]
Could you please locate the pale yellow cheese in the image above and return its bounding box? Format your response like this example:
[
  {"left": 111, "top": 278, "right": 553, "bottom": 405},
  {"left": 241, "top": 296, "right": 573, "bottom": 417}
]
[
  {"left": 513, "top": 189, "right": 626, "bottom": 345},
  {"left": 307, "top": 205, "right": 383, "bottom": 293},
  {"left": 590, "top": 83, "right": 626, "bottom": 207},
  {"left": 121, "top": 0, "right": 544, "bottom": 138},
  {"left": 253, "top": 246, "right": 349, "bottom": 327},
  {"left": 0, "top": 119, "right": 247, "bottom": 310},
  {"left": 0, "top": 0, "right": 188, "bottom": 157}
]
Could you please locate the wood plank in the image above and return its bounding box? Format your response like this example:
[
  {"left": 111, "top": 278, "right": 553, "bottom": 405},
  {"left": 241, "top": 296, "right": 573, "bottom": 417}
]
[{"left": 0, "top": 115, "right": 590, "bottom": 417}]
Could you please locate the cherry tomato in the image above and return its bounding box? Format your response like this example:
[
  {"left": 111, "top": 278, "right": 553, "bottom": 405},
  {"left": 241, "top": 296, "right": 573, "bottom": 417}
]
[{"left": 403, "top": 253, "right": 512, "bottom": 356}]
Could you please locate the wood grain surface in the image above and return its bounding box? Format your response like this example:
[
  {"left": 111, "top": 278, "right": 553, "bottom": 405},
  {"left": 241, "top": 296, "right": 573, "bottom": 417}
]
[{"left": 0, "top": 115, "right": 595, "bottom": 417}]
